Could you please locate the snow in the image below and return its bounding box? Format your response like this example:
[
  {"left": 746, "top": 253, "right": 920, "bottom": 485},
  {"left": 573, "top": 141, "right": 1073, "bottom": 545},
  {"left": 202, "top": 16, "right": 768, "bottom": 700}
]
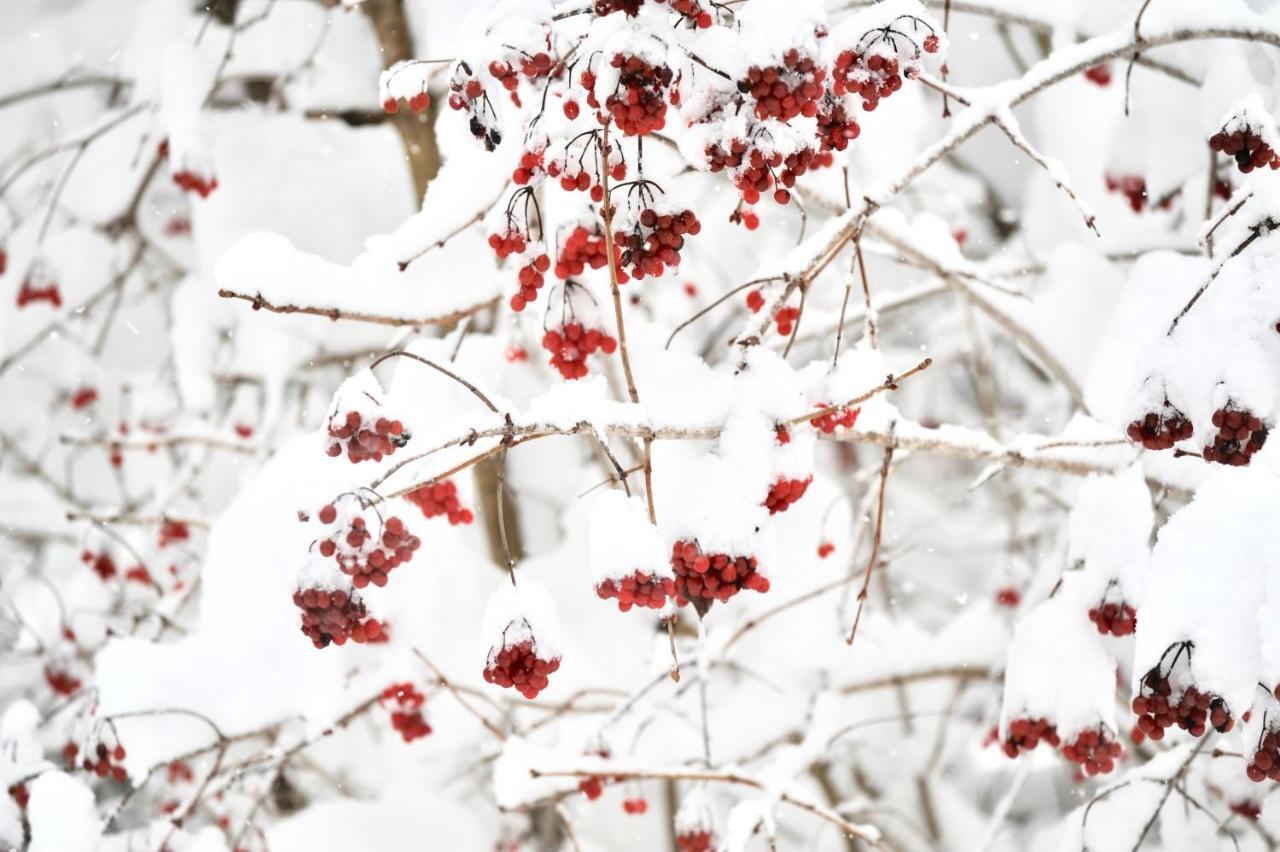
[{"left": 27, "top": 772, "right": 98, "bottom": 852}]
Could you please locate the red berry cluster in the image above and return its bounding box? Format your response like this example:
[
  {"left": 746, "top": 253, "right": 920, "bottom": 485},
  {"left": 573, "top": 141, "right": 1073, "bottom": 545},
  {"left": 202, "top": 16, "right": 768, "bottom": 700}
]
[
  {"left": 16, "top": 279, "right": 62, "bottom": 308},
  {"left": 604, "top": 53, "right": 673, "bottom": 136},
  {"left": 7, "top": 783, "right": 27, "bottom": 809},
  {"left": 447, "top": 66, "right": 502, "bottom": 151},
  {"left": 406, "top": 480, "right": 474, "bottom": 525},
  {"left": 811, "top": 402, "right": 859, "bottom": 433},
  {"left": 764, "top": 476, "right": 811, "bottom": 514},
  {"left": 81, "top": 549, "right": 117, "bottom": 581},
  {"left": 379, "top": 682, "right": 433, "bottom": 742},
  {"left": 1088, "top": 601, "right": 1136, "bottom": 637},
  {"left": 740, "top": 48, "right": 826, "bottom": 122},
  {"left": 542, "top": 322, "right": 617, "bottom": 380},
  {"left": 383, "top": 91, "right": 430, "bottom": 114},
  {"left": 173, "top": 169, "right": 217, "bottom": 197},
  {"left": 556, "top": 225, "right": 623, "bottom": 281},
  {"left": 551, "top": 158, "right": 624, "bottom": 202},
  {"left": 1062, "top": 727, "right": 1123, "bottom": 776},
  {"left": 1104, "top": 174, "right": 1171, "bottom": 213},
  {"left": 513, "top": 146, "right": 546, "bottom": 186},
  {"left": 81, "top": 741, "right": 128, "bottom": 782},
  {"left": 995, "top": 587, "right": 1021, "bottom": 607},
  {"left": 1246, "top": 721, "right": 1280, "bottom": 783},
  {"left": 580, "top": 775, "right": 606, "bottom": 799},
  {"left": 510, "top": 252, "right": 551, "bottom": 312},
  {"left": 1211, "top": 125, "right": 1280, "bottom": 174},
  {"left": 124, "top": 565, "right": 152, "bottom": 585},
  {"left": 622, "top": 797, "right": 649, "bottom": 814},
  {"left": 670, "top": 540, "right": 768, "bottom": 614},
  {"left": 1132, "top": 653, "right": 1233, "bottom": 739},
  {"left": 676, "top": 831, "right": 715, "bottom": 852},
  {"left": 293, "top": 586, "right": 383, "bottom": 648},
  {"left": 833, "top": 51, "right": 908, "bottom": 111},
  {"left": 614, "top": 206, "right": 700, "bottom": 278},
  {"left": 670, "top": 0, "right": 713, "bottom": 28},
  {"left": 1203, "top": 405, "right": 1268, "bottom": 466},
  {"left": 326, "top": 410, "right": 409, "bottom": 463},
  {"left": 1001, "top": 717, "right": 1060, "bottom": 758},
  {"left": 595, "top": 570, "right": 675, "bottom": 612},
  {"left": 159, "top": 518, "right": 190, "bottom": 548},
  {"left": 744, "top": 289, "right": 799, "bottom": 335},
  {"left": 815, "top": 97, "right": 861, "bottom": 152},
  {"left": 44, "top": 666, "right": 82, "bottom": 696},
  {"left": 317, "top": 507, "right": 421, "bottom": 589},
  {"left": 70, "top": 386, "right": 98, "bottom": 409},
  {"left": 1231, "top": 800, "right": 1263, "bottom": 820},
  {"left": 729, "top": 205, "right": 760, "bottom": 231},
  {"left": 483, "top": 630, "right": 561, "bottom": 699},
  {"left": 1083, "top": 64, "right": 1112, "bottom": 86},
  {"left": 488, "top": 228, "right": 529, "bottom": 260},
  {"left": 1126, "top": 404, "right": 1193, "bottom": 450},
  {"left": 706, "top": 138, "right": 819, "bottom": 206},
  {"left": 817, "top": 541, "right": 835, "bottom": 558}
]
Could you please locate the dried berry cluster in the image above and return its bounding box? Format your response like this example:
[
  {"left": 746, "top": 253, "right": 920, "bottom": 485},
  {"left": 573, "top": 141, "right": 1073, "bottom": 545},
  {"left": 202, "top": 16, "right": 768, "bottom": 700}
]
[
  {"left": 1001, "top": 717, "right": 1060, "bottom": 758},
  {"left": 614, "top": 205, "right": 701, "bottom": 279},
  {"left": 447, "top": 65, "right": 501, "bottom": 151},
  {"left": 556, "top": 225, "right": 623, "bottom": 281},
  {"left": 1061, "top": 728, "right": 1123, "bottom": 777},
  {"left": 1126, "top": 404, "right": 1193, "bottom": 450},
  {"left": 317, "top": 508, "right": 421, "bottom": 589},
  {"left": 293, "top": 586, "right": 383, "bottom": 648},
  {"left": 380, "top": 682, "right": 433, "bottom": 743},
  {"left": 810, "top": 402, "right": 859, "bottom": 434},
  {"left": 764, "top": 476, "right": 811, "bottom": 514},
  {"left": 604, "top": 53, "right": 673, "bottom": 136},
  {"left": 483, "top": 631, "right": 561, "bottom": 699},
  {"left": 670, "top": 540, "right": 768, "bottom": 614},
  {"left": 1132, "top": 654, "right": 1233, "bottom": 740},
  {"left": 739, "top": 48, "right": 826, "bottom": 122},
  {"left": 595, "top": 571, "right": 675, "bottom": 612},
  {"left": 542, "top": 322, "right": 618, "bottom": 379},
  {"left": 1211, "top": 125, "right": 1280, "bottom": 174},
  {"left": 406, "top": 479, "right": 475, "bottom": 525},
  {"left": 1088, "top": 600, "right": 1136, "bottom": 637},
  {"left": 1202, "top": 405, "right": 1268, "bottom": 466},
  {"left": 326, "top": 410, "right": 410, "bottom": 463}
]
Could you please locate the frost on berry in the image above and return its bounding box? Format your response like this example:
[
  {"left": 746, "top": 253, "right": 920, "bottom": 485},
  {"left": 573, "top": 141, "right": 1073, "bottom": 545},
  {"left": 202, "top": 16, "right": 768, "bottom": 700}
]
[
  {"left": 482, "top": 581, "right": 563, "bottom": 700},
  {"left": 830, "top": 4, "right": 944, "bottom": 111},
  {"left": 599, "top": 44, "right": 673, "bottom": 137},
  {"left": 323, "top": 370, "right": 410, "bottom": 463},
  {"left": 1125, "top": 398, "right": 1193, "bottom": 450},
  {"left": 674, "top": 788, "right": 716, "bottom": 852},
  {"left": 16, "top": 263, "right": 62, "bottom": 309},
  {"left": 313, "top": 497, "right": 422, "bottom": 589},
  {"left": 1203, "top": 403, "right": 1268, "bottom": 466},
  {"left": 612, "top": 189, "right": 701, "bottom": 279},
  {"left": 590, "top": 490, "right": 673, "bottom": 612},
  {"left": 1210, "top": 95, "right": 1280, "bottom": 175},
  {"left": 379, "top": 682, "right": 433, "bottom": 742},
  {"left": 1132, "top": 643, "right": 1234, "bottom": 740},
  {"left": 670, "top": 539, "right": 768, "bottom": 616},
  {"left": 405, "top": 479, "right": 475, "bottom": 525}
]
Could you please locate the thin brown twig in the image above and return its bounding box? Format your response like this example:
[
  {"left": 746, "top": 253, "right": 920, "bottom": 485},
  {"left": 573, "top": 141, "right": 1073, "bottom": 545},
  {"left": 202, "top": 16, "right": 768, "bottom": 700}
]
[
  {"left": 847, "top": 445, "right": 894, "bottom": 645},
  {"left": 217, "top": 288, "right": 499, "bottom": 328}
]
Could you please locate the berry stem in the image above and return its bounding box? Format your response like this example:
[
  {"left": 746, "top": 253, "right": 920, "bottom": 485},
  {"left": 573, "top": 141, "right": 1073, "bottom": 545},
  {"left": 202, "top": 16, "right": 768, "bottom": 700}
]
[
  {"left": 847, "top": 445, "right": 894, "bottom": 646},
  {"left": 368, "top": 349, "right": 500, "bottom": 412},
  {"left": 599, "top": 120, "right": 658, "bottom": 527}
]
